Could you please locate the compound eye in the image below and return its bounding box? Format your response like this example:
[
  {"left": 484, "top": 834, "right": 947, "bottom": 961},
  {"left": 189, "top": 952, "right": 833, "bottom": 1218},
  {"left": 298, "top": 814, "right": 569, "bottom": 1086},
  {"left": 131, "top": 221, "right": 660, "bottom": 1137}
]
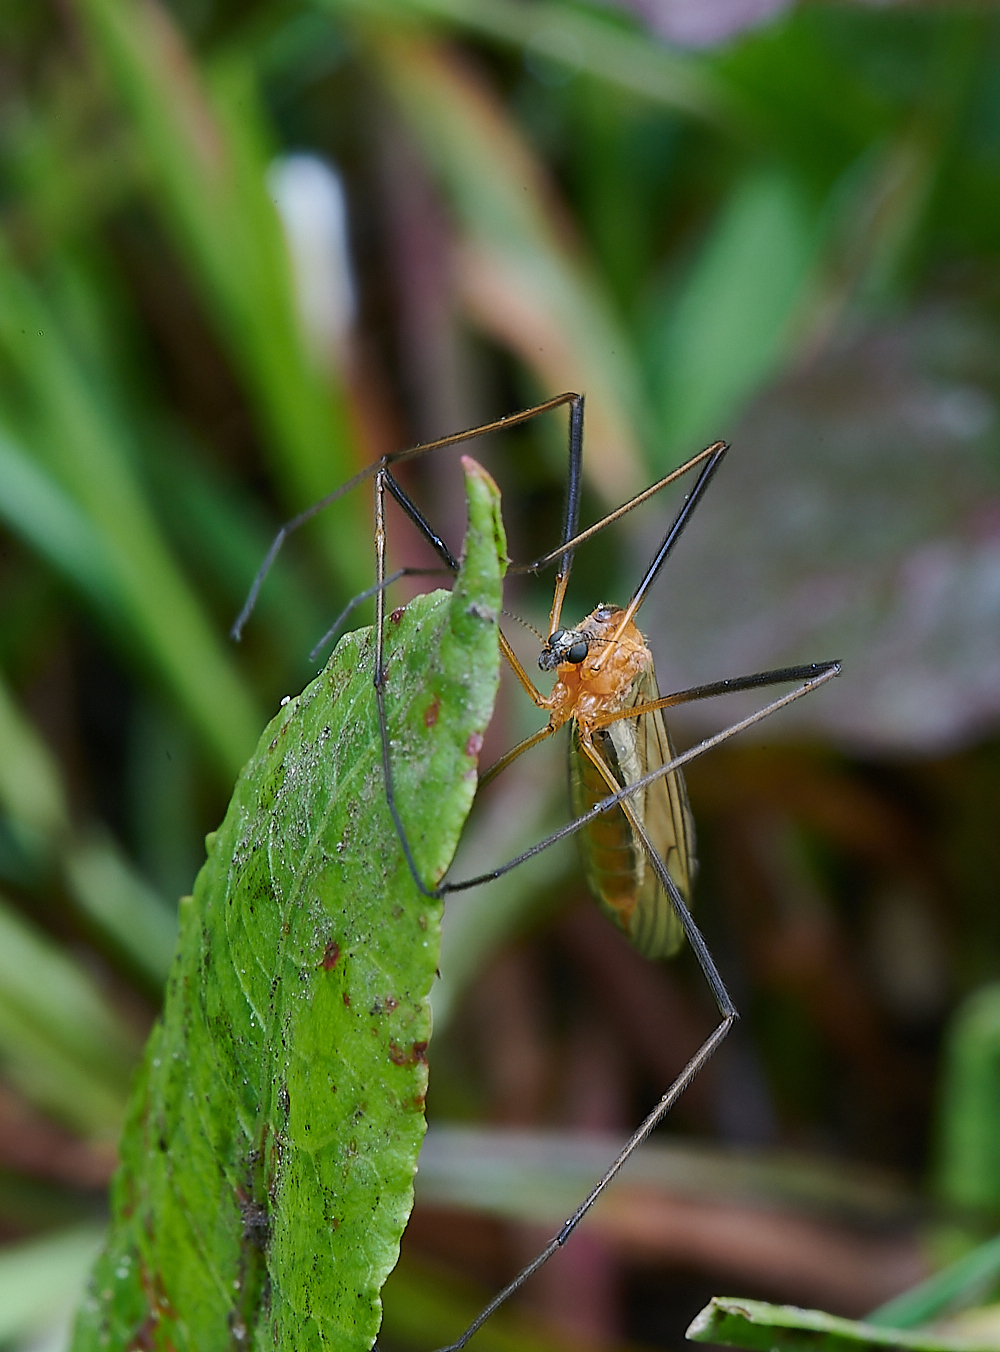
[
  {"left": 566, "top": 640, "right": 589, "bottom": 664},
  {"left": 548, "top": 629, "right": 567, "bottom": 645}
]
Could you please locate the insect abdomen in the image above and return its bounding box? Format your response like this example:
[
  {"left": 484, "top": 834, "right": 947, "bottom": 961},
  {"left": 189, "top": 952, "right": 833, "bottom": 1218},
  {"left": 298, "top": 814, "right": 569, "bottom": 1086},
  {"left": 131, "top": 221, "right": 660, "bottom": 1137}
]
[{"left": 569, "top": 725, "right": 686, "bottom": 960}]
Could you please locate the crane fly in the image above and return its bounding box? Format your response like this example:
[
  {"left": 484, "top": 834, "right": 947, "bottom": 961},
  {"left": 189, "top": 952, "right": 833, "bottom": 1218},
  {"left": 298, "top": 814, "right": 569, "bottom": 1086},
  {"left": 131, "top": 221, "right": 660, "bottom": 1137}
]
[
  {"left": 234, "top": 391, "right": 840, "bottom": 1352},
  {"left": 477, "top": 600, "right": 697, "bottom": 960}
]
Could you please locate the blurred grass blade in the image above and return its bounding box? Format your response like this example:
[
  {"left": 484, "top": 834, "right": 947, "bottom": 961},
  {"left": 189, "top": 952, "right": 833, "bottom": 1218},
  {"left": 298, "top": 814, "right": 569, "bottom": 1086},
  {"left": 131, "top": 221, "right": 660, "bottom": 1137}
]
[
  {"left": 0, "top": 666, "right": 177, "bottom": 983},
  {"left": 0, "top": 250, "right": 262, "bottom": 778},
  {"left": 65, "top": 839, "right": 178, "bottom": 987},
  {"left": 686, "top": 1297, "right": 982, "bottom": 1352},
  {"left": 648, "top": 169, "right": 818, "bottom": 464},
  {"left": 0, "top": 895, "right": 137, "bottom": 1137},
  {"left": 71, "top": 460, "right": 505, "bottom": 1352},
  {"left": 868, "top": 1234, "right": 1000, "bottom": 1331},
  {"left": 145, "top": 432, "right": 327, "bottom": 671},
  {"left": 0, "top": 665, "right": 71, "bottom": 849},
  {"left": 815, "top": 130, "right": 947, "bottom": 326},
  {"left": 0, "top": 429, "right": 122, "bottom": 629},
  {"left": 0, "top": 1226, "right": 106, "bottom": 1345},
  {"left": 937, "top": 984, "right": 1000, "bottom": 1213},
  {"left": 332, "top": 0, "right": 742, "bottom": 131},
  {"left": 370, "top": 33, "right": 646, "bottom": 500},
  {"left": 76, "top": 0, "right": 368, "bottom": 592},
  {"left": 415, "top": 1126, "right": 917, "bottom": 1227}
]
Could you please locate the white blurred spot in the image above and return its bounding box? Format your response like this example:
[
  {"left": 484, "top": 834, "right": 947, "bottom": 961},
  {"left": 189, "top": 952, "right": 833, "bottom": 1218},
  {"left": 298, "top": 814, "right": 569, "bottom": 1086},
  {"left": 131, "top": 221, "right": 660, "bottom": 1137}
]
[
  {"left": 608, "top": 0, "right": 792, "bottom": 47},
  {"left": 268, "top": 153, "right": 356, "bottom": 369},
  {"left": 934, "top": 385, "right": 995, "bottom": 440}
]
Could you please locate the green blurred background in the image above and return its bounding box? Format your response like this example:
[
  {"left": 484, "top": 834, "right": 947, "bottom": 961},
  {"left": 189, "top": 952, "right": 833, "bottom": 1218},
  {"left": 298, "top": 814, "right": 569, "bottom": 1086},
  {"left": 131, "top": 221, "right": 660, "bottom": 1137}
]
[{"left": 2, "top": 0, "right": 1000, "bottom": 1348}]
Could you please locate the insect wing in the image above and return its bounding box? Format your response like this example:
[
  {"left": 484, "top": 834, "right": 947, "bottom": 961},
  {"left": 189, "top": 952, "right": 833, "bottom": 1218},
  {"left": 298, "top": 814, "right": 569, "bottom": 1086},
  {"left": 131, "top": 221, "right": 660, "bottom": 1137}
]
[
  {"left": 627, "top": 665, "right": 697, "bottom": 957},
  {"left": 569, "top": 665, "right": 696, "bottom": 960}
]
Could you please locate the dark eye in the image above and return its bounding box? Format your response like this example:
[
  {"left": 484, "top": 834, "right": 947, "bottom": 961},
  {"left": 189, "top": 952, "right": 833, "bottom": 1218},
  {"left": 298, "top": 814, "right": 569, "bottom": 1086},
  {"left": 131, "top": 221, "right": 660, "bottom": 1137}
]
[
  {"left": 567, "top": 640, "right": 589, "bottom": 663},
  {"left": 548, "top": 629, "right": 567, "bottom": 645}
]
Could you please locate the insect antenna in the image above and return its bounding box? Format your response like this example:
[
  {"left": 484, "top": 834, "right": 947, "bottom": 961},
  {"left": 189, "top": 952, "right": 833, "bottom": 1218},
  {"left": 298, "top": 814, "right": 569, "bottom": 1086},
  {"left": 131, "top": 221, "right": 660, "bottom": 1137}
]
[{"left": 500, "top": 610, "right": 546, "bottom": 643}]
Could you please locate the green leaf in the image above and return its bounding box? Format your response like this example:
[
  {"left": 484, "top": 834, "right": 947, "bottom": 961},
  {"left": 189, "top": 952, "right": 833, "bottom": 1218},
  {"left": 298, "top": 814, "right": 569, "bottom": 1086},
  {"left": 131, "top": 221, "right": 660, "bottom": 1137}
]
[
  {"left": 867, "top": 1233, "right": 1000, "bottom": 1331},
  {"left": 686, "top": 1297, "right": 986, "bottom": 1352},
  {"left": 71, "top": 458, "right": 506, "bottom": 1352},
  {"left": 648, "top": 169, "right": 817, "bottom": 465},
  {"left": 936, "top": 984, "right": 1000, "bottom": 1214}
]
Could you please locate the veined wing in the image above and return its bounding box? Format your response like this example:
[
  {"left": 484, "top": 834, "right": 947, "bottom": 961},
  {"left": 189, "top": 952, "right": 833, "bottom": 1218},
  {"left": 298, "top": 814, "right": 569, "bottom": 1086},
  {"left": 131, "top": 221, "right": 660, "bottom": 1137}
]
[
  {"left": 570, "top": 664, "right": 696, "bottom": 960},
  {"left": 630, "top": 664, "right": 696, "bottom": 898}
]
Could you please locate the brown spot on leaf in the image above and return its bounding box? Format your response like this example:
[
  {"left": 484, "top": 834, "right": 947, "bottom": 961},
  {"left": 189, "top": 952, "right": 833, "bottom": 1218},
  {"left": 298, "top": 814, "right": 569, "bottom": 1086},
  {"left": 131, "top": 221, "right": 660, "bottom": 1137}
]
[
  {"left": 390, "top": 607, "right": 405, "bottom": 623},
  {"left": 321, "top": 941, "right": 340, "bottom": 971},
  {"left": 423, "top": 697, "right": 440, "bottom": 727},
  {"left": 466, "top": 732, "right": 484, "bottom": 757},
  {"left": 128, "top": 1313, "right": 159, "bottom": 1350},
  {"left": 388, "top": 1040, "right": 429, "bottom": 1067},
  {"left": 342, "top": 992, "right": 350, "bottom": 1007}
]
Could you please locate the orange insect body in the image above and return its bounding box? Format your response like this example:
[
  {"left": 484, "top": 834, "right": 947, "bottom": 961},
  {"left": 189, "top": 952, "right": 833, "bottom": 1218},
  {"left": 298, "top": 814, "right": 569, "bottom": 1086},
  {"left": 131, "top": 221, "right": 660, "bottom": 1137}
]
[
  {"left": 531, "top": 604, "right": 695, "bottom": 960},
  {"left": 544, "top": 606, "right": 650, "bottom": 734}
]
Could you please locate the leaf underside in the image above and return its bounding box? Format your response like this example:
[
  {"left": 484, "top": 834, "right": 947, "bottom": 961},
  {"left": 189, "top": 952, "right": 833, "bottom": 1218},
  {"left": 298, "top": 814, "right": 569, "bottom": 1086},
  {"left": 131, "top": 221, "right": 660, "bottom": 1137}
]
[{"left": 71, "top": 460, "right": 506, "bottom": 1352}]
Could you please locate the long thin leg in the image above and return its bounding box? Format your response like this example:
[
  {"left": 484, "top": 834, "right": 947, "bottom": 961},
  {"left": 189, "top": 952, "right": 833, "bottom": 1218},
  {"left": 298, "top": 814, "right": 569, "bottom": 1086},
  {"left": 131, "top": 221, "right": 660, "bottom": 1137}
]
[
  {"left": 591, "top": 660, "right": 842, "bottom": 729},
  {"left": 592, "top": 442, "right": 728, "bottom": 671},
  {"left": 368, "top": 463, "right": 559, "bottom": 895},
  {"left": 498, "top": 632, "right": 553, "bottom": 710},
  {"left": 372, "top": 468, "right": 438, "bottom": 900},
  {"left": 477, "top": 723, "right": 557, "bottom": 791},
  {"left": 547, "top": 393, "right": 585, "bottom": 636},
  {"left": 309, "top": 566, "right": 451, "bottom": 661},
  {"left": 437, "top": 661, "right": 840, "bottom": 897},
  {"left": 575, "top": 736, "right": 733, "bottom": 1016},
  {"left": 510, "top": 441, "right": 723, "bottom": 577},
  {"left": 432, "top": 737, "right": 736, "bottom": 1352},
  {"left": 232, "top": 392, "right": 583, "bottom": 641},
  {"left": 384, "top": 472, "right": 460, "bottom": 572}
]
